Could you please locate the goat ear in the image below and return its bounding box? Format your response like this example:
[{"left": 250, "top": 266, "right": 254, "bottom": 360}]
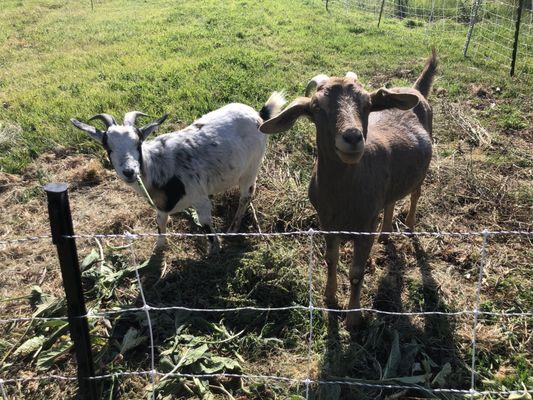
[
  {"left": 139, "top": 114, "right": 168, "bottom": 139},
  {"left": 259, "top": 97, "right": 312, "bottom": 134},
  {"left": 70, "top": 118, "right": 104, "bottom": 143},
  {"left": 345, "top": 71, "right": 358, "bottom": 80},
  {"left": 370, "top": 88, "right": 419, "bottom": 112}
]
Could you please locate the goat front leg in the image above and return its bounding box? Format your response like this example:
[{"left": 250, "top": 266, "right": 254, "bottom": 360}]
[
  {"left": 346, "top": 235, "right": 375, "bottom": 331},
  {"left": 155, "top": 211, "right": 169, "bottom": 250},
  {"left": 379, "top": 202, "right": 395, "bottom": 243},
  {"left": 406, "top": 185, "right": 422, "bottom": 231},
  {"left": 228, "top": 182, "right": 255, "bottom": 233},
  {"left": 195, "top": 198, "right": 220, "bottom": 255},
  {"left": 324, "top": 235, "right": 340, "bottom": 307}
]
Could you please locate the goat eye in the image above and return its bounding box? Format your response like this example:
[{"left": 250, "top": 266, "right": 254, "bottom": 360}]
[{"left": 311, "top": 101, "right": 320, "bottom": 113}]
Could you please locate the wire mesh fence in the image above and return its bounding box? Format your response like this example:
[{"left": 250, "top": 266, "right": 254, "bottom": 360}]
[
  {"left": 471, "top": 0, "right": 532, "bottom": 74},
  {"left": 333, "top": 0, "right": 471, "bottom": 20},
  {"left": 328, "top": 0, "right": 532, "bottom": 75},
  {"left": 1, "top": 227, "right": 532, "bottom": 399}
]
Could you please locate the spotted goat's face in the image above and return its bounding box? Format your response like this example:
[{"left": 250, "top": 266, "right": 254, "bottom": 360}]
[
  {"left": 71, "top": 112, "right": 167, "bottom": 183},
  {"left": 259, "top": 73, "right": 420, "bottom": 165}
]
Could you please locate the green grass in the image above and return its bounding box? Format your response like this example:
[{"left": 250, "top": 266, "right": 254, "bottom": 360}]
[
  {"left": 0, "top": 0, "right": 530, "bottom": 173},
  {"left": 0, "top": 0, "right": 531, "bottom": 399}
]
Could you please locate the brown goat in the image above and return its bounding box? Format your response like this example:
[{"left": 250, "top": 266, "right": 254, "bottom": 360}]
[{"left": 260, "top": 52, "right": 437, "bottom": 330}]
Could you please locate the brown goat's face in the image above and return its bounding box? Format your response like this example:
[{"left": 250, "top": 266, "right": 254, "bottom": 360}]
[
  {"left": 259, "top": 75, "right": 420, "bottom": 165},
  {"left": 311, "top": 78, "right": 370, "bottom": 164}
]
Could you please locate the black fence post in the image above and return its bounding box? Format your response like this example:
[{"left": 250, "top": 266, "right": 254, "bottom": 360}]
[
  {"left": 378, "top": 0, "right": 387, "bottom": 26},
  {"left": 44, "top": 183, "right": 97, "bottom": 400},
  {"left": 510, "top": 0, "right": 524, "bottom": 76}
]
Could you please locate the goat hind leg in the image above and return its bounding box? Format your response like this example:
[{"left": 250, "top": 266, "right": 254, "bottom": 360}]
[
  {"left": 406, "top": 185, "right": 422, "bottom": 231},
  {"left": 379, "top": 202, "right": 395, "bottom": 243},
  {"left": 195, "top": 198, "right": 220, "bottom": 255},
  {"left": 228, "top": 181, "right": 255, "bottom": 233}
]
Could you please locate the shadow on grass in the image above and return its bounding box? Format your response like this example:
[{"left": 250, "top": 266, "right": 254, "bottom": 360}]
[
  {"left": 317, "top": 238, "right": 468, "bottom": 400},
  {"left": 96, "top": 233, "right": 311, "bottom": 398}
]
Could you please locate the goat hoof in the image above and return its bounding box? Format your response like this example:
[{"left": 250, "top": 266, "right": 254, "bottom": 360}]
[
  {"left": 208, "top": 249, "right": 221, "bottom": 257},
  {"left": 378, "top": 234, "right": 390, "bottom": 244},
  {"left": 325, "top": 296, "right": 339, "bottom": 309},
  {"left": 207, "top": 242, "right": 221, "bottom": 256},
  {"left": 405, "top": 216, "right": 415, "bottom": 231},
  {"left": 366, "top": 258, "right": 377, "bottom": 274}
]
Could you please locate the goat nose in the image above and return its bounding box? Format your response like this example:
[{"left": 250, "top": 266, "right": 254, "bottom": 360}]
[
  {"left": 342, "top": 131, "right": 363, "bottom": 146},
  {"left": 123, "top": 169, "right": 134, "bottom": 179}
]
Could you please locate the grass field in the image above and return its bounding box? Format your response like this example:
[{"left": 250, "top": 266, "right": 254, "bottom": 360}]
[{"left": 0, "top": 0, "right": 531, "bottom": 399}]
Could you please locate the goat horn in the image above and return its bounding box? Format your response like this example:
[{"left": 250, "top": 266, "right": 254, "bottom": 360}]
[
  {"left": 304, "top": 74, "right": 330, "bottom": 97},
  {"left": 88, "top": 113, "right": 117, "bottom": 129},
  {"left": 345, "top": 71, "right": 358, "bottom": 80},
  {"left": 124, "top": 111, "right": 149, "bottom": 126}
]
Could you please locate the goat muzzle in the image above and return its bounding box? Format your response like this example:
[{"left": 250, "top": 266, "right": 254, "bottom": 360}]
[{"left": 334, "top": 131, "right": 365, "bottom": 164}]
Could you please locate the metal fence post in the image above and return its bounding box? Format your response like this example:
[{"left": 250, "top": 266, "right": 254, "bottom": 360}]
[
  {"left": 378, "top": 0, "right": 387, "bottom": 26},
  {"left": 429, "top": 0, "right": 436, "bottom": 23},
  {"left": 44, "top": 183, "right": 97, "bottom": 400},
  {"left": 463, "top": 0, "right": 482, "bottom": 57},
  {"left": 510, "top": 0, "right": 525, "bottom": 76}
]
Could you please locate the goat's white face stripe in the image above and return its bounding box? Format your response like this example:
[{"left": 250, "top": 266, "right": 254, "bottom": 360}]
[{"left": 105, "top": 125, "right": 141, "bottom": 182}]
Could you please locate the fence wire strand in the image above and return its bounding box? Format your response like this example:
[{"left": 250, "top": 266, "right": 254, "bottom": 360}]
[
  {"left": 305, "top": 229, "right": 315, "bottom": 399},
  {"left": 2, "top": 229, "right": 532, "bottom": 247},
  {"left": 470, "top": 229, "right": 489, "bottom": 393},
  {"left": 2, "top": 304, "right": 532, "bottom": 326},
  {"left": 1, "top": 370, "right": 532, "bottom": 396},
  {"left": 66, "top": 229, "right": 533, "bottom": 239},
  {"left": 128, "top": 238, "right": 157, "bottom": 400},
  {"left": 0, "top": 235, "right": 52, "bottom": 246}
]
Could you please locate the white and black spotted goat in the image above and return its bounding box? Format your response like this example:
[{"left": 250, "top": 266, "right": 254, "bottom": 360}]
[{"left": 71, "top": 93, "right": 285, "bottom": 253}]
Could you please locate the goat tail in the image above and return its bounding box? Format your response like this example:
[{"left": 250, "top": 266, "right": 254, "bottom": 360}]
[
  {"left": 259, "top": 91, "right": 286, "bottom": 121},
  {"left": 414, "top": 49, "right": 437, "bottom": 98}
]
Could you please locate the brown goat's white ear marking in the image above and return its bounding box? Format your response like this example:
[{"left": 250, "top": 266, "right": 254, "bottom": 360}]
[
  {"left": 305, "top": 74, "right": 330, "bottom": 97},
  {"left": 345, "top": 72, "right": 358, "bottom": 80},
  {"left": 259, "top": 97, "right": 312, "bottom": 134},
  {"left": 370, "top": 88, "right": 419, "bottom": 111}
]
